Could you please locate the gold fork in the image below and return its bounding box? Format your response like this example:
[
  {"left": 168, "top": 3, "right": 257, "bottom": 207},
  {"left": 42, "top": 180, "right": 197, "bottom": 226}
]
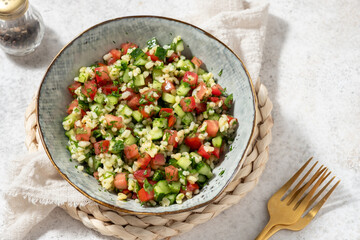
[
  {"left": 255, "top": 158, "right": 340, "bottom": 240},
  {"left": 263, "top": 173, "right": 340, "bottom": 239}
]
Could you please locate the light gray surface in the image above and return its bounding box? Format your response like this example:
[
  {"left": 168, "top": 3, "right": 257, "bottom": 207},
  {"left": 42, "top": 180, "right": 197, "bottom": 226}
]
[{"left": 1, "top": 0, "right": 359, "bottom": 239}]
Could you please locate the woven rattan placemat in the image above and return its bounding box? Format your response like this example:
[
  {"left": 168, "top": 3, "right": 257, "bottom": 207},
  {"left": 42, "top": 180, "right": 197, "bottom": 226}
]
[{"left": 24, "top": 80, "right": 273, "bottom": 240}]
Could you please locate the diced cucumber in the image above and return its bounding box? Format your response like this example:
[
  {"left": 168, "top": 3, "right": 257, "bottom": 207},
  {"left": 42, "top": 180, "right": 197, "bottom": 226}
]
[
  {"left": 89, "top": 103, "right": 103, "bottom": 112},
  {"left": 63, "top": 112, "right": 81, "bottom": 128},
  {"left": 202, "top": 72, "right": 212, "bottom": 82},
  {"left": 152, "top": 170, "right": 165, "bottom": 181},
  {"left": 212, "top": 136, "right": 223, "bottom": 148},
  {"left": 197, "top": 68, "right": 207, "bottom": 75},
  {"left": 177, "top": 157, "right": 192, "bottom": 170},
  {"left": 176, "top": 59, "right": 194, "bottom": 71},
  {"left": 174, "top": 105, "right": 185, "bottom": 118},
  {"left": 106, "top": 95, "right": 118, "bottom": 106},
  {"left": 154, "top": 180, "right": 171, "bottom": 201},
  {"left": 154, "top": 46, "right": 167, "bottom": 61},
  {"left": 179, "top": 144, "right": 190, "bottom": 153},
  {"left": 166, "top": 194, "right": 177, "bottom": 204},
  {"left": 134, "top": 181, "right": 141, "bottom": 193},
  {"left": 78, "top": 72, "right": 89, "bottom": 83},
  {"left": 120, "top": 105, "right": 133, "bottom": 117},
  {"left": 147, "top": 37, "right": 159, "bottom": 49},
  {"left": 124, "top": 134, "right": 137, "bottom": 145},
  {"left": 196, "top": 162, "right": 213, "bottom": 178},
  {"left": 152, "top": 69, "right": 163, "bottom": 81},
  {"left": 153, "top": 105, "right": 161, "bottom": 114},
  {"left": 134, "top": 74, "right": 145, "bottom": 87},
  {"left": 93, "top": 159, "right": 102, "bottom": 170},
  {"left": 152, "top": 118, "right": 168, "bottom": 129},
  {"left": 176, "top": 81, "right": 191, "bottom": 96},
  {"left": 162, "top": 92, "right": 176, "bottom": 104},
  {"left": 168, "top": 181, "right": 181, "bottom": 194},
  {"left": 123, "top": 68, "right": 131, "bottom": 82},
  {"left": 131, "top": 110, "right": 143, "bottom": 122},
  {"left": 175, "top": 40, "right": 184, "bottom": 52},
  {"left": 197, "top": 174, "right": 207, "bottom": 183},
  {"left": 169, "top": 158, "right": 178, "bottom": 167},
  {"left": 149, "top": 127, "right": 163, "bottom": 140},
  {"left": 208, "top": 113, "right": 220, "bottom": 121},
  {"left": 94, "top": 93, "right": 105, "bottom": 104},
  {"left": 133, "top": 58, "right": 148, "bottom": 66},
  {"left": 109, "top": 139, "right": 125, "bottom": 153},
  {"left": 181, "top": 112, "right": 194, "bottom": 126},
  {"left": 130, "top": 48, "right": 145, "bottom": 59},
  {"left": 65, "top": 129, "right": 75, "bottom": 139},
  {"left": 152, "top": 80, "right": 162, "bottom": 91}
]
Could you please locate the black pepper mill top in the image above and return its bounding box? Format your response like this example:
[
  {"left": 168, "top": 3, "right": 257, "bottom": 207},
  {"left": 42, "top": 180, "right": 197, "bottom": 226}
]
[{"left": 0, "top": 0, "right": 44, "bottom": 56}]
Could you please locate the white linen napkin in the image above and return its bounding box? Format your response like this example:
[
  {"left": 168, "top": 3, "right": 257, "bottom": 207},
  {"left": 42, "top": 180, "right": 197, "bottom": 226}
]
[{"left": 2, "top": 1, "right": 269, "bottom": 239}]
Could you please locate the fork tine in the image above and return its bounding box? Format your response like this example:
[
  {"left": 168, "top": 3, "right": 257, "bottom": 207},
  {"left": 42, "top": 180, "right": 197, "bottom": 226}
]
[
  {"left": 293, "top": 171, "right": 332, "bottom": 209},
  {"left": 287, "top": 166, "right": 326, "bottom": 205},
  {"left": 293, "top": 169, "right": 328, "bottom": 210},
  {"left": 285, "top": 164, "right": 324, "bottom": 204},
  {"left": 305, "top": 179, "right": 340, "bottom": 219},
  {"left": 277, "top": 157, "right": 314, "bottom": 197}
]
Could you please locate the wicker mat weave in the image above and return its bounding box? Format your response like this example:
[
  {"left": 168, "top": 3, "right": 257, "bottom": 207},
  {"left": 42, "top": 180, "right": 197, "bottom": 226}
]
[{"left": 24, "top": 80, "right": 273, "bottom": 240}]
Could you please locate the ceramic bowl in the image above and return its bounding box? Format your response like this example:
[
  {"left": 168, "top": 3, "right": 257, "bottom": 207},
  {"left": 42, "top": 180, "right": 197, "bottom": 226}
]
[{"left": 37, "top": 16, "right": 256, "bottom": 214}]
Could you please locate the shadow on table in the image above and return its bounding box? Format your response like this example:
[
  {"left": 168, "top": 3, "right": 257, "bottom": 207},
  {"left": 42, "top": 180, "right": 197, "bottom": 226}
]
[{"left": 6, "top": 26, "right": 64, "bottom": 69}]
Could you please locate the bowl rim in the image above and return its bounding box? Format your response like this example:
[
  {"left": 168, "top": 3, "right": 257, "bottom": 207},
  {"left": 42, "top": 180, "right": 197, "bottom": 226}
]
[{"left": 36, "top": 15, "right": 257, "bottom": 215}]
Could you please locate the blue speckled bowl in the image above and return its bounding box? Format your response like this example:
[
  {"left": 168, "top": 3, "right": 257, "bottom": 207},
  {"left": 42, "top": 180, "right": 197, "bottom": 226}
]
[{"left": 37, "top": 16, "right": 256, "bottom": 215}]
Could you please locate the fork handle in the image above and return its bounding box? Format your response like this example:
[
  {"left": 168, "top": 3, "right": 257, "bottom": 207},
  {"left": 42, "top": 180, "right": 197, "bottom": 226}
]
[
  {"left": 255, "top": 219, "right": 277, "bottom": 240},
  {"left": 263, "top": 225, "right": 283, "bottom": 240}
]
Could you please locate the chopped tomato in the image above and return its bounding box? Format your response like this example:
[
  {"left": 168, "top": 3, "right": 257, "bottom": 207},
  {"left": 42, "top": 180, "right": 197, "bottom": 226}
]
[
  {"left": 211, "top": 84, "right": 223, "bottom": 96},
  {"left": 94, "top": 140, "right": 110, "bottom": 155},
  {"left": 122, "top": 88, "right": 136, "bottom": 100},
  {"left": 102, "top": 83, "right": 118, "bottom": 95},
  {"left": 182, "top": 71, "right": 198, "bottom": 89},
  {"left": 162, "top": 80, "right": 175, "bottom": 93},
  {"left": 198, "top": 145, "right": 211, "bottom": 159},
  {"left": 167, "top": 52, "right": 179, "bottom": 63},
  {"left": 186, "top": 182, "right": 199, "bottom": 192},
  {"left": 204, "top": 120, "right": 219, "bottom": 137},
  {"left": 168, "top": 115, "right": 176, "bottom": 127},
  {"left": 124, "top": 144, "right": 140, "bottom": 160},
  {"left": 150, "top": 153, "right": 166, "bottom": 169},
  {"left": 81, "top": 80, "right": 97, "bottom": 100},
  {"left": 227, "top": 115, "right": 237, "bottom": 124},
  {"left": 67, "top": 99, "right": 79, "bottom": 114},
  {"left": 114, "top": 173, "right": 128, "bottom": 190},
  {"left": 68, "top": 81, "right": 81, "bottom": 97},
  {"left": 74, "top": 124, "right": 91, "bottom": 141},
  {"left": 93, "top": 171, "right": 99, "bottom": 180},
  {"left": 127, "top": 94, "right": 140, "bottom": 110},
  {"left": 196, "top": 82, "right": 207, "bottom": 100},
  {"left": 143, "top": 89, "right": 161, "bottom": 102},
  {"left": 165, "top": 165, "right": 179, "bottom": 182},
  {"left": 180, "top": 96, "right": 196, "bottom": 112},
  {"left": 184, "top": 133, "right": 203, "bottom": 150},
  {"left": 139, "top": 106, "right": 156, "bottom": 118},
  {"left": 195, "top": 102, "right": 206, "bottom": 114},
  {"left": 212, "top": 147, "right": 221, "bottom": 158},
  {"left": 191, "top": 56, "right": 202, "bottom": 67},
  {"left": 121, "top": 42, "right": 138, "bottom": 54},
  {"left": 165, "top": 129, "right": 178, "bottom": 148},
  {"left": 138, "top": 188, "right": 154, "bottom": 202},
  {"left": 146, "top": 51, "right": 159, "bottom": 61},
  {"left": 107, "top": 49, "right": 122, "bottom": 65},
  {"left": 137, "top": 153, "right": 152, "bottom": 169},
  {"left": 209, "top": 97, "right": 220, "bottom": 103},
  {"left": 94, "top": 66, "right": 110, "bottom": 86},
  {"left": 134, "top": 168, "right": 151, "bottom": 183},
  {"left": 159, "top": 108, "right": 173, "bottom": 118},
  {"left": 105, "top": 114, "right": 123, "bottom": 129}
]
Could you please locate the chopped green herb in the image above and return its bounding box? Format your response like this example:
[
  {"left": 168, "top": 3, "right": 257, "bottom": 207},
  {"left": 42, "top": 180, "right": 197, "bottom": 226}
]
[
  {"left": 218, "top": 69, "right": 223, "bottom": 76},
  {"left": 219, "top": 170, "right": 225, "bottom": 176}
]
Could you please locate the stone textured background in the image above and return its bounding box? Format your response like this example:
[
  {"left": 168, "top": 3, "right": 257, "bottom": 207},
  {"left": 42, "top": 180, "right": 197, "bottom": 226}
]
[{"left": 0, "top": 0, "right": 359, "bottom": 239}]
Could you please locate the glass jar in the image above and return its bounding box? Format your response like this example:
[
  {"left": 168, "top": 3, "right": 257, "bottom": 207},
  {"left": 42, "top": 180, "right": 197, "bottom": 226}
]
[{"left": 0, "top": 0, "right": 44, "bottom": 56}]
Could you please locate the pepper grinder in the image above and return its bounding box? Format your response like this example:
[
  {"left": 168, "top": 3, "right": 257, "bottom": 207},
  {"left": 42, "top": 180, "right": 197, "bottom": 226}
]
[{"left": 0, "top": 0, "right": 44, "bottom": 56}]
